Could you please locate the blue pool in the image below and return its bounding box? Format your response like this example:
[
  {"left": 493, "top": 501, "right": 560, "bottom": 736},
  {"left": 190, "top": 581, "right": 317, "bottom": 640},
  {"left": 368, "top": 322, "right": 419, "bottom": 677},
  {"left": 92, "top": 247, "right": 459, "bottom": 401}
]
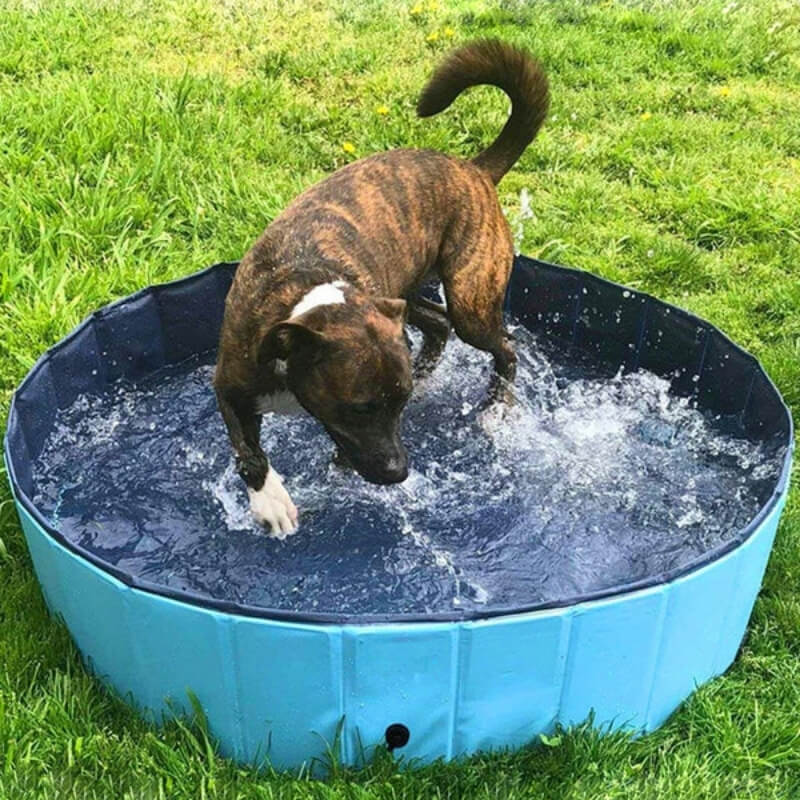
[{"left": 5, "top": 256, "right": 793, "bottom": 769}]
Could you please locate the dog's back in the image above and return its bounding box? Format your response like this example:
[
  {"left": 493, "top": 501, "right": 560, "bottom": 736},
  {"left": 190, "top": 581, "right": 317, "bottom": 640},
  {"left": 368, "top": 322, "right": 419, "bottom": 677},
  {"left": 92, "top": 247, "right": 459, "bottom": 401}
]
[
  {"left": 233, "top": 39, "right": 550, "bottom": 305},
  {"left": 254, "top": 149, "right": 487, "bottom": 297}
]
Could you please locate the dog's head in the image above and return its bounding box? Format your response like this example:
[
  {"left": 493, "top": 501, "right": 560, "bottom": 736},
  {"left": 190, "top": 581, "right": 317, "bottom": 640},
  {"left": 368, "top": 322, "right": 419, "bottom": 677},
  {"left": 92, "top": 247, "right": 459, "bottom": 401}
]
[{"left": 261, "top": 293, "right": 412, "bottom": 484}]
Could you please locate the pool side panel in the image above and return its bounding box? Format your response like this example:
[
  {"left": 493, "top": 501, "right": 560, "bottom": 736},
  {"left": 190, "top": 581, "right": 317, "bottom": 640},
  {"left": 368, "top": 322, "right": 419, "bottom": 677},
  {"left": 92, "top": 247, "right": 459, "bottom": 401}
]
[
  {"left": 573, "top": 277, "right": 648, "bottom": 371},
  {"left": 47, "top": 321, "right": 105, "bottom": 409},
  {"left": 712, "top": 494, "right": 784, "bottom": 676},
  {"left": 558, "top": 586, "right": 668, "bottom": 732},
  {"left": 93, "top": 293, "right": 166, "bottom": 383},
  {"left": 154, "top": 267, "right": 230, "bottom": 365},
  {"left": 644, "top": 538, "right": 741, "bottom": 730},
  {"left": 453, "top": 608, "right": 570, "bottom": 756},
  {"left": 644, "top": 493, "right": 784, "bottom": 733},
  {"left": 12, "top": 357, "right": 58, "bottom": 462},
  {"left": 340, "top": 624, "right": 457, "bottom": 765},
  {"left": 17, "top": 502, "right": 142, "bottom": 716},
  {"left": 227, "top": 615, "right": 343, "bottom": 769}
]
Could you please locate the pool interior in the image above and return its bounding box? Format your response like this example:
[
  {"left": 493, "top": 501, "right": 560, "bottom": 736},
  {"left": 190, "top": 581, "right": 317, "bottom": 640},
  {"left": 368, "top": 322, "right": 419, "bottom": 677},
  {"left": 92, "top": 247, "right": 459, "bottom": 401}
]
[{"left": 29, "top": 316, "right": 786, "bottom": 618}]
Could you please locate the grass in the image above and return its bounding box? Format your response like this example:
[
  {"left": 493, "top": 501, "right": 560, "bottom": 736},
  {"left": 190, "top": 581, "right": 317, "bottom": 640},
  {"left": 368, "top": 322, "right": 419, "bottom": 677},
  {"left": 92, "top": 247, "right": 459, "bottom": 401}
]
[{"left": 0, "top": 0, "right": 799, "bottom": 796}]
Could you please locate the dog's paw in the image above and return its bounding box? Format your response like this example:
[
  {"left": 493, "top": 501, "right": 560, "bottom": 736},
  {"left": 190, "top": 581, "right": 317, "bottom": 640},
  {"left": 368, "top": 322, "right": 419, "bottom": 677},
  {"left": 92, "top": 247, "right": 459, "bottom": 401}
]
[
  {"left": 248, "top": 469, "right": 299, "bottom": 538},
  {"left": 488, "top": 374, "right": 517, "bottom": 408},
  {"left": 477, "top": 388, "right": 519, "bottom": 436}
]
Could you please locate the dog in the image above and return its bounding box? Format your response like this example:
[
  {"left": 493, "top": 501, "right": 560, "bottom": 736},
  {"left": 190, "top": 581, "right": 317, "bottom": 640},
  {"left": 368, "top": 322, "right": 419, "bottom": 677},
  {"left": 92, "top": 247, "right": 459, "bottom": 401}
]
[{"left": 214, "top": 39, "right": 549, "bottom": 536}]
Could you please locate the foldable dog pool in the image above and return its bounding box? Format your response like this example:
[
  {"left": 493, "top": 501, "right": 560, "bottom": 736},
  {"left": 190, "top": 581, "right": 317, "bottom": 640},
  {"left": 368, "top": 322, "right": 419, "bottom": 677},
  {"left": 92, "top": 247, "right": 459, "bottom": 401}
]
[{"left": 5, "top": 256, "right": 792, "bottom": 770}]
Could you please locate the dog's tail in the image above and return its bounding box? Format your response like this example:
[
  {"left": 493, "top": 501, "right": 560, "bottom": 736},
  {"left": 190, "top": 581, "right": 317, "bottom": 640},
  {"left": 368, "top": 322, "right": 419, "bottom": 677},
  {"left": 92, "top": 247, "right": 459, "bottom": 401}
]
[{"left": 417, "top": 39, "right": 549, "bottom": 185}]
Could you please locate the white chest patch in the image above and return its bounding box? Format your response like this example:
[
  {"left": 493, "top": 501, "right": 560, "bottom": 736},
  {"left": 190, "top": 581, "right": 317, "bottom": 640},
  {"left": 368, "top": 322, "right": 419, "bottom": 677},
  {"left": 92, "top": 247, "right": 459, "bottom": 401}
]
[
  {"left": 258, "top": 284, "right": 346, "bottom": 415},
  {"left": 290, "top": 281, "right": 348, "bottom": 318},
  {"left": 254, "top": 390, "right": 301, "bottom": 416}
]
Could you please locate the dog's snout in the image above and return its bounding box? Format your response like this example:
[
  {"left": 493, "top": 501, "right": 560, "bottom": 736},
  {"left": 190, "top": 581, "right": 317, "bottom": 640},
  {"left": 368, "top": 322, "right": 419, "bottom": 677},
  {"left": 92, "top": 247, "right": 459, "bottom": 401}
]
[
  {"left": 360, "top": 450, "right": 408, "bottom": 485},
  {"left": 383, "top": 457, "right": 409, "bottom": 484},
  {"left": 329, "top": 426, "right": 409, "bottom": 485}
]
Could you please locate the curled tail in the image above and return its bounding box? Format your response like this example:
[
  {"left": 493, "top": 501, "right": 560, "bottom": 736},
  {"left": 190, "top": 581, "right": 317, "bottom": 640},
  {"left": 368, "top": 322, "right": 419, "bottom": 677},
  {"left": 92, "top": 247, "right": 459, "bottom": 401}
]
[{"left": 417, "top": 39, "right": 550, "bottom": 185}]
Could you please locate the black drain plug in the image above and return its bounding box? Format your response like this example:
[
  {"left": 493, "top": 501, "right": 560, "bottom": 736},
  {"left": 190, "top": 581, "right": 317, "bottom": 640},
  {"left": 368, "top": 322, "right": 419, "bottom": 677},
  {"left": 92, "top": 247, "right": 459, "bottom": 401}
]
[{"left": 385, "top": 723, "right": 410, "bottom": 751}]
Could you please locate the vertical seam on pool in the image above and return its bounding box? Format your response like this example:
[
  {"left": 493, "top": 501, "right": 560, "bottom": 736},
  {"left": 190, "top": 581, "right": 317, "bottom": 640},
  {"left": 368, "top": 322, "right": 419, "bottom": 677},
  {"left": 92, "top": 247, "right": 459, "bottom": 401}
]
[
  {"left": 89, "top": 315, "right": 107, "bottom": 393},
  {"left": 340, "top": 628, "right": 355, "bottom": 766},
  {"left": 5, "top": 416, "right": 32, "bottom": 500},
  {"left": 446, "top": 625, "right": 461, "bottom": 760},
  {"left": 22, "top": 504, "right": 53, "bottom": 613},
  {"left": 221, "top": 618, "right": 246, "bottom": 760},
  {"left": 642, "top": 589, "right": 669, "bottom": 730},
  {"left": 738, "top": 366, "right": 758, "bottom": 429},
  {"left": 334, "top": 628, "right": 346, "bottom": 767},
  {"left": 570, "top": 277, "right": 585, "bottom": 346},
  {"left": 555, "top": 610, "right": 575, "bottom": 726},
  {"left": 632, "top": 297, "right": 650, "bottom": 372},
  {"left": 121, "top": 579, "right": 146, "bottom": 717},
  {"left": 694, "top": 328, "right": 712, "bottom": 400},
  {"left": 151, "top": 285, "right": 167, "bottom": 364},
  {"left": 40, "top": 525, "right": 59, "bottom": 621}
]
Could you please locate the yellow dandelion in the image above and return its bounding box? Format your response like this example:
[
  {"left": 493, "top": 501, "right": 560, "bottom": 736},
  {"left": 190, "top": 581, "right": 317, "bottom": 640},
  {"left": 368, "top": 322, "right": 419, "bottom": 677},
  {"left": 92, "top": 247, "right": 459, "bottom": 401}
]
[
  {"left": 444, "top": 26, "right": 455, "bottom": 38},
  {"left": 375, "top": 104, "right": 390, "bottom": 115},
  {"left": 426, "top": 0, "right": 439, "bottom": 10},
  {"left": 640, "top": 111, "right": 652, "bottom": 121},
  {"left": 717, "top": 86, "right": 731, "bottom": 97},
  {"left": 426, "top": 30, "right": 440, "bottom": 43},
  {"left": 409, "top": 3, "right": 423, "bottom": 15},
  {"left": 342, "top": 141, "right": 356, "bottom": 154}
]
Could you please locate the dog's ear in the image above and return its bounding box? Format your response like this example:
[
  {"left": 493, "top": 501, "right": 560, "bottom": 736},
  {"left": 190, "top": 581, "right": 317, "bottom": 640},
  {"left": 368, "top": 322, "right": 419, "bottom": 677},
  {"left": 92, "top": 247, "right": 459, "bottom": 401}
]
[
  {"left": 373, "top": 298, "right": 408, "bottom": 336},
  {"left": 259, "top": 319, "right": 328, "bottom": 366}
]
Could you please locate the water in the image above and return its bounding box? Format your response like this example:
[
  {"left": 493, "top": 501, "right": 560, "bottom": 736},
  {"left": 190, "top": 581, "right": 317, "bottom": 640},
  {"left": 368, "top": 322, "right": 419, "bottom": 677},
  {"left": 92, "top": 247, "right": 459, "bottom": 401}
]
[{"left": 31, "top": 321, "right": 784, "bottom": 617}]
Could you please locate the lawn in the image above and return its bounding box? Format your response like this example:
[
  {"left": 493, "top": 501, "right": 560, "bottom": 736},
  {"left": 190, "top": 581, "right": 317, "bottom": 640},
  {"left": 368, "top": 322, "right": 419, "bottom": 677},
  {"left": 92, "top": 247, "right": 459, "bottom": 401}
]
[{"left": 1, "top": 0, "right": 799, "bottom": 797}]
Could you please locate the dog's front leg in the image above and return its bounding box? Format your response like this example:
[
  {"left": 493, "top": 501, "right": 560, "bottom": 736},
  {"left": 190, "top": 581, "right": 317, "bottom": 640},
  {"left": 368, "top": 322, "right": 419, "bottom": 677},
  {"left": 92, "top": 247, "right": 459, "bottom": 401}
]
[{"left": 216, "top": 389, "right": 298, "bottom": 537}]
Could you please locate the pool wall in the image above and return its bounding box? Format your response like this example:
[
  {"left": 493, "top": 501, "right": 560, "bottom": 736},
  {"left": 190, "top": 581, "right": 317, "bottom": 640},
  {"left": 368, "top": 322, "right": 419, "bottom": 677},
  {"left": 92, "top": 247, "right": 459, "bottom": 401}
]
[
  {"left": 5, "top": 257, "right": 793, "bottom": 770},
  {"left": 9, "top": 486, "right": 788, "bottom": 769}
]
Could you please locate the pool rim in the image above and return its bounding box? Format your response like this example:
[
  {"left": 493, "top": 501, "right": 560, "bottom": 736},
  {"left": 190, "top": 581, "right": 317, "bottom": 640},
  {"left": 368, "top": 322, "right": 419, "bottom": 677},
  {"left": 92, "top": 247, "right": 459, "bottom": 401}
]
[{"left": 5, "top": 257, "right": 794, "bottom": 626}]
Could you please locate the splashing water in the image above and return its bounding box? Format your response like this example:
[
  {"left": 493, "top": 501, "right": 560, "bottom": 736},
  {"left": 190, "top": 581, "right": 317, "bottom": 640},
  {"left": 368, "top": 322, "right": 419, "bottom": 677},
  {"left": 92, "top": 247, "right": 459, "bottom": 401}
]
[
  {"left": 31, "top": 321, "right": 783, "bottom": 617},
  {"left": 509, "top": 187, "right": 535, "bottom": 254}
]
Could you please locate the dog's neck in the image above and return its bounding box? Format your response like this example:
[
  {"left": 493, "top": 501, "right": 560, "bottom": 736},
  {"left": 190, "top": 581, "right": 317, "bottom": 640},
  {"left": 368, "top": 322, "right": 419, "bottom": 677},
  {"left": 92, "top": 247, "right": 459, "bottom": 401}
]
[{"left": 257, "top": 281, "right": 351, "bottom": 416}]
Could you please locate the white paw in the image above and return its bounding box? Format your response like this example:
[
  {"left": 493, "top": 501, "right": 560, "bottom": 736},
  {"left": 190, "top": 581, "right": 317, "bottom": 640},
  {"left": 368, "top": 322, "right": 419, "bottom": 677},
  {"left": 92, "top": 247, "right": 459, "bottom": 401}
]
[{"left": 248, "top": 469, "right": 299, "bottom": 538}]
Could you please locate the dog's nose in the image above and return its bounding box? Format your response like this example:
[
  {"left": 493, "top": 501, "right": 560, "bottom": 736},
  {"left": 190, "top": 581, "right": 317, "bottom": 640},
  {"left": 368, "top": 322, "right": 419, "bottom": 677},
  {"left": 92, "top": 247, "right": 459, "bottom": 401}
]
[
  {"left": 384, "top": 464, "right": 409, "bottom": 483},
  {"left": 382, "top": 455, "right": 409, "bottom": 484}
]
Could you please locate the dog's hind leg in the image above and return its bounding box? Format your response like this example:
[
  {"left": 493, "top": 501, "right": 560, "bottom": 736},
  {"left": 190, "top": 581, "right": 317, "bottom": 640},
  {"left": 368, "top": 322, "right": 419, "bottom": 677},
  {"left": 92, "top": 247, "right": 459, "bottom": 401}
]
[
  {"left": 440, "top": 240, "right": 516, "bottom": 400},
  {"left": 407, "top": 295, "right": 450, "bottom": 378}
]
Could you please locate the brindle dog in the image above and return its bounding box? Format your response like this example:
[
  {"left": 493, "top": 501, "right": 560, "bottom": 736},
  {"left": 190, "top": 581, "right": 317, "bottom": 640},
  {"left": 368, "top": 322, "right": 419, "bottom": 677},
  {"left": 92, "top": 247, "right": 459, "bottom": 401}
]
[{"left": 214, "top": 39, "right": 550, "bottom": 535}]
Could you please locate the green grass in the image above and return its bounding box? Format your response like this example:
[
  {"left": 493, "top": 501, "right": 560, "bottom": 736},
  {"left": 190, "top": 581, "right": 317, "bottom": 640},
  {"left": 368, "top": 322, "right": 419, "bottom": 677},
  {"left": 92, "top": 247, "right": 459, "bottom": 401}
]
[{"left": 1, "top": 0, "right": 799, "bottom": 797}]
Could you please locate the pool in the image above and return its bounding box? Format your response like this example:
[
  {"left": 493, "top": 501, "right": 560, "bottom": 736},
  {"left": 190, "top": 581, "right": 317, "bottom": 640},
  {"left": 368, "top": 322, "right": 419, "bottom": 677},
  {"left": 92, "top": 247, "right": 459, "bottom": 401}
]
[{"left": 5, "top": 255, "right": 792, "bottom": 770}]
